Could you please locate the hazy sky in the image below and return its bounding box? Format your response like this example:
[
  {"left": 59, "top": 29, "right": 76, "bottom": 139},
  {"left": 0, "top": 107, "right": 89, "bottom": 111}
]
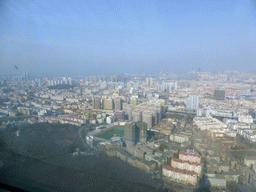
[{"left": 1, "top": 0, "right": 256, "bottom": 77}]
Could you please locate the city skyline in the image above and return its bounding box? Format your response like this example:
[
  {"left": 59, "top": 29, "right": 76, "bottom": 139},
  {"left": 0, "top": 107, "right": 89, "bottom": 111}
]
[
  {"left": 2, "top": 1, "right": 256, "bottom": 191},
  {"left": 1, "top": 54, "right": 256, "bottom": 191}
]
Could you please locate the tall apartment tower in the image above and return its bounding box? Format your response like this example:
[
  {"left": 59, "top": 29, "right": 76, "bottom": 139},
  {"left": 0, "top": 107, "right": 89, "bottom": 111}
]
[
  {"left": 124, "top": 121, "right": 147, "bottom": 146},
  {"left": 132, "top": 110, "right": 142, "bottom": 122},
  {"left": 131, "top": 98, "right": 138, "bottom": 107},
  {"left": 150, "top": 77, "right": 154, "bottom": 86},
  {"left": 146, "top": 77, "right": 150, "bottom": 85},
  {"left": 104, "top": 98, "right": 114, "bottom": 110},
  {"left": 214, "top": 89, "right": 225, "bottom": 100},
  {"left": 127, "top": 106, "right": 133, "bottom": 121},
  {"left": 23, "top": 73, "right": 29, "bottom": 81},
  {"left": 136, "top": 121, "right": 147, "bottom": 144},
  {"left": 92, "top": 96, "right": 101, "bottom": 109},
  {"left": 124, "top": 122, "right": 136, "bottom": 146},
  {"left": 115, "top": 97, "right": 122, "bottom": 110},
  {"left": 186, "top": 96, "right": 199, "bottom": 111},
  {"left": 142, "top": 112, "right": 153, "bottom": 128},
  {"left": 153, "top": 110, "right": 159, "bottom": 126},
  {"left": 68, "top": 78, "right": 72, "bottom": 85}
]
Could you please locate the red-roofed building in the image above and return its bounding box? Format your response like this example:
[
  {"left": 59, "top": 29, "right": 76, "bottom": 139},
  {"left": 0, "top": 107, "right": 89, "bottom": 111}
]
[
  {"left": 179, "top": 152, "right": 201, "bottom": 164},
  {"left": 171, "top": 158, "right": 202, "bottom": 175},
  {"left": 162, "top": 165, "right": 197, "bottom": 185}
]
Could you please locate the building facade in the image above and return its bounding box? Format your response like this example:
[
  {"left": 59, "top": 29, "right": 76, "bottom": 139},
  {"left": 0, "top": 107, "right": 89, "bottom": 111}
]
[
  {"left": 171, "top": 158, "right": 202, "bottom": 175},
  {"left": 124, "top": 122, "right": 148, "bottom": 146},
  {"left": 186, "top": 96, "right": 199, "bottom": 111},
  {"left": 162, "top": 166, "right": 197, "bottom": 185},
  {"left": 92, "top": 96, "right": 101, "bottom": 109},
  {"left": 179, "top": 152, "right": 201, "bottom": 164}
]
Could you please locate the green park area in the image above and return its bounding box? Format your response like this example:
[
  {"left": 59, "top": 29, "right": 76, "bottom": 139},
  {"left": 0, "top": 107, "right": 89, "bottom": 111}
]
[{"left": 96, "top": 126, "right": 124, "bottom": 140}]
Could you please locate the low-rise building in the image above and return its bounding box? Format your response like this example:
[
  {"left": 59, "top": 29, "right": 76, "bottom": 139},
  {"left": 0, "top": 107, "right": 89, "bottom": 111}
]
[
  {"left": 116, "top": 148, "right": 129, "bottom": 162},
  {"left": 204, "top": 174, "right": 226, "bottom": 188},
  {"left": 171, "top": 158, "right": 202, "bottom": 175},
  {"left": 244, "top": 157, "right": 256, "bottom": 168},
  {"left": 136, "top": 159, "right": 156, "bottom": 174},
  {"left": 162, "top": 166, "right": 197, "bottom": 186},
  {"left": 217, "top": 162, "right": 229, "bottom": 173},
  {"left": 170, "top": 134, "right": 190, "bottom": 143},
  {"left": 106, "top": 116, "right": 114, "bottom": 124},
  {"left": 179, "top": 152, "right": 201, "bottom": 164},
  {"left": 106, "top": 148, "right": 156, "bottom": 174},
  {"left": 223, "top": 171, "right": 239, "bottom": 183},
  {"left": 207, "top": 155, "right": 220, "bottom": 163}
]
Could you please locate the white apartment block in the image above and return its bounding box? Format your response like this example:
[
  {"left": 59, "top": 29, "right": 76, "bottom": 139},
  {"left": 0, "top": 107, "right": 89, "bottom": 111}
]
[
  {"left": 179, "top": 152, "right": 201, "bottom": 164},
  {"left": 237, "top": 129, "right": 256, "bottom": 142},
  {"left": 193, "top": 116, "right": 227, "bottom": 131},
  {"left": 238, "top": 115, "right": 253, "bottom": 124},
  {"left": 170, "top": 134, "right": 189, "bottom": 143},
  {"left": 171, "top": 158, "right": 202, "bottom": 175},
  {"left": 162, "top": 166, "right": 197, "bottom": 185}
]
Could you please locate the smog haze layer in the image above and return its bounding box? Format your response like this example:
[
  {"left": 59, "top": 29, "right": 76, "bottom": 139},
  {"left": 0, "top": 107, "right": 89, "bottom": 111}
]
[{"left": 1, "top": 0, "right": 256, "bottom": 77}]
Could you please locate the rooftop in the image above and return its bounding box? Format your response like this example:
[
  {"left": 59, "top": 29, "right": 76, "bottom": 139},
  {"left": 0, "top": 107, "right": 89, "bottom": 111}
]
[
  {"left": 179, "top": 152, "right": 201, "bottom": 158},
  {"left": 163, "top": 165, "right": 197, "bottom": 176}
]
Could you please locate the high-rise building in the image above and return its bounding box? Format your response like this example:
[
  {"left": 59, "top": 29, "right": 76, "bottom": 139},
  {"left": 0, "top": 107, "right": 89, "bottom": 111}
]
[
  {"left": 131, "top": 97, "right": 138, "bottom": 107},
  {"left": 104, "top": 98, "right": 114, "bottom": 110},
  {"left": 68, "top": 78, "right": 72, "bottom": 85},
  {"left": 214, "top": 89, "right": 225, "bottom": 100},
  {"left": 31, "top": 80, "right": 35, "bottom": 87},
  {"left": 150, "top": 77, "right": 154, "bottom": 86},
  {"left": 142, "top": 112, "right": 153, "bottom": 128},
  {"left": 63, "top": 78, "right": 68, "bottom": 84},
  {"left": 174, "top": 82, "right": 178, "bottom": 90},
  {"left": 127, "top": 106, "right": 133, "bottom": 121},
  {"left": 23, "top": 73, "right": 29, "bottom": 81},
  {"left": 152, "top": 110, "right": 159, "bottom": 126},
  {"left": 136, "top": 121, "right": 147, "bottom": 144},
  {"left": 115, "top": 97, "right": 122, "bottom": 110},
  {"left": 124, "top": 122, "right": 136, "bottom": 146},
  {"left": 186, "top": 96, "right": 199, "bottom": 111},
  {"left": 146, "top": 77, "right": 150, "bottom": 85},
  {"left": 123, "top": 103, "right": 134, "bottom": 120},
  {"left": 123, "top": 103, "right": 128, "bottom": 113},
  {"left": 132, "top": 110, "right": 142, "bottom": 122},
  {"left": 124, "top": 121, "right": 147, "bottom": 146},
  {"left": 92, "top": 96, "right": 101, "bottom": 109}
]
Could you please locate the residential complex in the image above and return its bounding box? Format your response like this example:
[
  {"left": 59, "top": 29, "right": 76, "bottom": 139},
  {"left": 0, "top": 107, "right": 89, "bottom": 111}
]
[{"left": 1, "top": 71, "right": 256, "bottom": 191}]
